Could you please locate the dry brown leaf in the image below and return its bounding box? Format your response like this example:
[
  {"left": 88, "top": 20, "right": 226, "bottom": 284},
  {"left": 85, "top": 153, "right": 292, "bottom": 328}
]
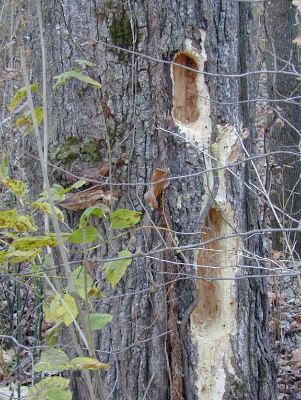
[
  {"left": 79, "top": 168, "right": 100, "bottom": 181},
  {"left": 228, "top": 144, "right": 242, "bottom": 164},
  {"left": 295, "top": 313, "right": 301, "bottom": 324},
  {"left": 241, "top": 128, "right": 250, "bottom": 139},
  {"left": 272, "top": 250, "right": 284, "bottom": 260},
  {"left": 144, "top": 168, "right": 170, "bottom": 209},
  {"left": 289, "top": 321, "right": 301, "bottom": 331},
  {"left": 268, "top": 291, "right": 286, "bottom": 306},
  {"left": 58, "top": 186, "right": 119, "bottom": 212},
  {"left": 1, "top": 68, "right": 21, "bottom": 82},
  {"left": 290, "top": 348, "right": 301, "bottom": 368},
  {"left": 275, "top": 118, "right": 285, "bottom": 128}
]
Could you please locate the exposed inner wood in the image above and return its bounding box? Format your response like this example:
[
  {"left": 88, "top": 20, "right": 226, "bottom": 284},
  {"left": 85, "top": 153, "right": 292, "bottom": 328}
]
[
  {"left": 193, "top": 208, "right": 222, "bottom": 324},
  {"left": 172, "top": 53, "right": 199, "bottom": 124}
]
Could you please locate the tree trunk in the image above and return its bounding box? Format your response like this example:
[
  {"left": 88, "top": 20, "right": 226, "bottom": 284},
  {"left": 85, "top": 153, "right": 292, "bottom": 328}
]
[
  {"left": 4, "top": 0, "right": 278, "bottom": 399},
  {"left": 264, "top": 0, "right": 301, "bottom": 255}
]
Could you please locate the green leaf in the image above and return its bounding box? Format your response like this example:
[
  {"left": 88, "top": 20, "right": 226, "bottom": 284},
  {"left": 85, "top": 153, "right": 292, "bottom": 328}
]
[
  {"left": 65, "top": 179, "right": 87, "bottom": 193},
  {"left": 45, "top": 324, "right": 62, "bottom": 347},
  {"left": 43, "top": 388, "right": 72, "bottom": 400},
  {"left": 8, "top": 82, "right": 39, "bottom": 112},
  {"left": 79, "top": 206, "right": 104, "bottom": 228},
  {"left": 71, "top": 266, "right": 93, "bottom": 299},
  {"left": 0, "top": 156, "right": 9, "bottom": 179},
  {"left": 1, "top": 178, "right": 28, "bottom": 197},
  {"left": 88, "top": 313, "right": 113, "bottom": 331},
  {"left": 71, "top": 72, "right": 102, "bottom": 88},
  {"left": 75, "top": 59, "right": 96, "bottom": 67},
  {"left": 68, "top": 226, "right": 99, "bottom": 244},
  {"left": 44, "top": 294, "right": 78, "bottom": 327},
  {"left": 25, "top": 377, "right": 71, "bottom": 400},
  {"left": 69, "top": 357, "right": 110, "bottom": 370},
  {"left": 53, "top": 70, "right": 101, "bottom": 89},
  {"left": 0, "top": 251, "right": 7, "bottom": 263},
  {"left": 34, "top": 348, "right": 70, "bottom": 373},
  {"left": 110, "top": 208, "right": 142, "bottom": 229},
  {"left": 0, "top": 209, "right": 37, "bottom": 232},
  {"left": 104, "top": 250, "right": 132, "bottom": 287}
]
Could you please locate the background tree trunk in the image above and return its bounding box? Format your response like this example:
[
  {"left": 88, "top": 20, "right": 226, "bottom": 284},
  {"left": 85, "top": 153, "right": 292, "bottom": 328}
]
[
  {"left": 264, "top": 0, "right": 301, "bottom": 256},
  {"left": 1, "top": 0, "right": 280, "bottom": 399}
]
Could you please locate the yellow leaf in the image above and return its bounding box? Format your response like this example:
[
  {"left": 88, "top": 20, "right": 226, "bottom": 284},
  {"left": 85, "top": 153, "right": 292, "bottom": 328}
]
[
  {"left": 32, "top": 201, "right": 64, "bottom": 221},
  {"left": 8, "top": 82, "right": 39, "bottom": 112},
  {"left": 210, "top": 142, "right": 219, "bottom": 159},
  {"left": 69, "top": 357, "right": 110, "bottom": 370},
  {"left": 15, "top": 106, "right": 43, "bottom": 132},
  {"left": 87, "top": 287, "right": 104, "bottom": 299},
  {"left": 12, "top": 234, "right": 58, "bottom": 251},
  {"left": 45, "top": 294, "right": 78, "bottom": 327},
  {"left": 1, "top": 178, "right": 28, "bottom": 197},
  {"left": 0, "top": 209, "right": 37, "bottom": 232},
  {"left": 4, "top": 249, "right": 40, "bottom": 263},
  {"left": 25, "top": 377, "right": 71, "bottom": 400}
]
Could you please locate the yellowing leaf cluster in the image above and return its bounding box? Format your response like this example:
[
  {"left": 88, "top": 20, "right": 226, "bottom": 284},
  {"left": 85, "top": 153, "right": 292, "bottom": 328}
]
[
  {"left": 4, "top": 249, "right": 40, "bottom": 263},
  {"left": 8, "top": 82, "right": 39, "bottom": 112},
  {"left": 0, "top": 234, "right": 59, "bottom": 264},
  {"left": 12, "top": 234, "right": 58, "bottom": 250},
  {"left": 0, "top": 159, "right": 28, "bottom": 197},
  {"left": 32, "top": 201, "right": 64, "bottom": 221},
  {"left": 16, "top": 106, "right": 43, "bottom": 132},
  {"left": 25, "top": 377, "right": 71, "bottom": 400},
  {"left": 1, "top": 179, "right": 28, "bottom": 197},
  {"left": 44, "top": 294, "right": 78, "bottom": 326},
  {"left": 71, "top": 266, "right": 104, "bottom": 299},
  {"left": 34, "top": 348, "right": 109, "bottom": 374},
  {"left": 0, "top": 209, "right": 37, "bottom": 232}
]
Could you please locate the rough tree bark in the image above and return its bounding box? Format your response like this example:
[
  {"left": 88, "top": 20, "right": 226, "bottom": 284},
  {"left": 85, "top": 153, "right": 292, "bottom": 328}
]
[
  {"left": 4, "top": 0, "right": 279, "bottom": 399},
  {"left": 264, "top": 0, "right": 301, "bottom": 255}
]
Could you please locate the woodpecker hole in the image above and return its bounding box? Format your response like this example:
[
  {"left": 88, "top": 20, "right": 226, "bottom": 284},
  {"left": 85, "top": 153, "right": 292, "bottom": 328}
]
[
  {"left": 172, "top": 52, "right": 200, "bottom": 124},
  {"left": 193, "top": 208, "right": 222, "bottom": 324}
]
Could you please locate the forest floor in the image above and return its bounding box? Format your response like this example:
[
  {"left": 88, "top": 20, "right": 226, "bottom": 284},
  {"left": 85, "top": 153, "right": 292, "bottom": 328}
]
[{"left": 270, "top": 275, "right": 301, "bottom": 400}]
